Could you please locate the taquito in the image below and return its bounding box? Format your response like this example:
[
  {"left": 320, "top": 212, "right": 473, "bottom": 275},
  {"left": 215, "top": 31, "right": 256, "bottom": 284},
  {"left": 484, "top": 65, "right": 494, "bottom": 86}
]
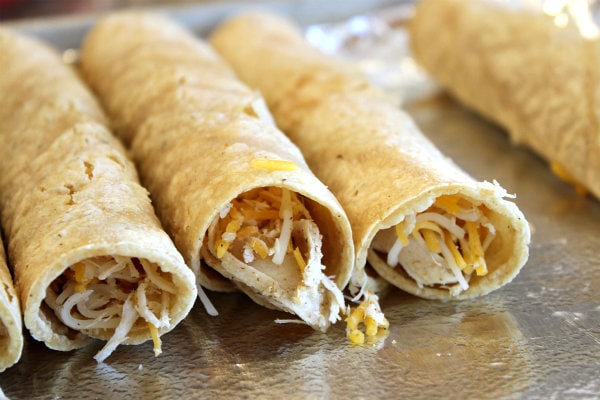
[
  {"left": 0, "top": 237, "right": 22, "bottom": 372},
  {"left": 0, "top": 28, "right": 197, "bottom": 362},
  {"left": 80, "top": 12, "right": 355, "bottom": 332},
  {"left": 210, "top": 13, "right": 531, "bottom": 315},
  {"left": 409, "top": 0, "right": 600, "bottom": 198}
]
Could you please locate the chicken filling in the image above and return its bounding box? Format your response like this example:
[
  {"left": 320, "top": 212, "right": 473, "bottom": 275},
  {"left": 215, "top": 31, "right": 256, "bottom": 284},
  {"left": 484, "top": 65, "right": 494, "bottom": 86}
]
[
  {"left": 371, "top": 194, "right": 496, "bottom": 296},
  {"left": 46, "top": 256, "right": 175, "bottom": 362},
  {"left": 206, "top": 186, "right": 345, "bottom": 328}
]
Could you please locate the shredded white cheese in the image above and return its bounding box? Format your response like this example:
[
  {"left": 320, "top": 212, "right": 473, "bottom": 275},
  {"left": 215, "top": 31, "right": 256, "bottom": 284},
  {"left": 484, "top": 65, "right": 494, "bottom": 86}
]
[
  {"left": 375, "top": 194, "right": 496, "bottom": 295},
  {"left": 47, "top": 256, "right": 177, "bottom": 362}
]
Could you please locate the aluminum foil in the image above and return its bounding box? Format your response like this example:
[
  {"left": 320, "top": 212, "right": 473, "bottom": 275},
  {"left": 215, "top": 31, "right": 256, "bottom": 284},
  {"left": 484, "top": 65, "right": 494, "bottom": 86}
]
[
  {"left": 305, "top": 2, "right": 439, "bottom": 106},
  {"left": 1, "top": 1, "right": 599, "bottom": 399}
]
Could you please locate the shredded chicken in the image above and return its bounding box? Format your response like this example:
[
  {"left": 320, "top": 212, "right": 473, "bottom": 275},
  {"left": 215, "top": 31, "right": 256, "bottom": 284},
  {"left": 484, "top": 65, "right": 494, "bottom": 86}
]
[
  {"left": 372, "top": 194, "right": 496, "bottom": 296},
  {"left": 45, "top": 256, "right": 176, "bottom": 362}
]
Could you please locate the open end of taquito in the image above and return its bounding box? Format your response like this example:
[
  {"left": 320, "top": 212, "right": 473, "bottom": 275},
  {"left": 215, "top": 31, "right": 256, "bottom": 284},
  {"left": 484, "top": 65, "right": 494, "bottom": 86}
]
[
  {"left": 0, "top": 242, "right": 22, "bottom": 372},
  {"left": 10, "top": 124, "right": 197, "bottom": 363},
  {"left": 365, "top": 182, "right": 530, "bottom": 300},
  {"left": 201, "top": 185, "right": 348, "bottom": 331}
]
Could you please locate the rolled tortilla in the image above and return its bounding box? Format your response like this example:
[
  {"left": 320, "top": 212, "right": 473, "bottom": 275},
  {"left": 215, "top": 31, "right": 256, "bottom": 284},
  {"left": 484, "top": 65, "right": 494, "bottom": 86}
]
[
  {"left": 0, "top": 237, "right": 22, "bottom": 372},
  {"left": 409, "top": 0, "right": 600, "bottom": 198},
  {"left": 80, "top": 12, "right": 354, "bottom": 332},
  {"left": 0, "top": 28, "right": 197, "bottom": 362},
  {"left": 210, "top": 13, "right": 531, "bottom": 306}
]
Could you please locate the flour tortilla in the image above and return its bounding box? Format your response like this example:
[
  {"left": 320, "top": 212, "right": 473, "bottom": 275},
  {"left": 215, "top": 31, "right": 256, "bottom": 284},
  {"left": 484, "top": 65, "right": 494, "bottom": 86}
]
[
  {"left": 80, "top": 12, "right": 354, "bottom": 331},
  {"left": 0, "top": 28, "right": 196, "bottom": 360},
  {"left": 210, "top": 12, "right": 531, "bottom": 300},
  {"left": 409, "top": 0, "right": 600, "bottom": 199},
  {"left": 0, "top": 238, "right": 22, "bottom": 372}
]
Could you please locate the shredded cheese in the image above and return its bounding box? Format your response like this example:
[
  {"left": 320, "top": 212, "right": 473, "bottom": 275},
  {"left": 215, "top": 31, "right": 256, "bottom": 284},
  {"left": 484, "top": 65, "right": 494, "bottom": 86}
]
[
  {"left": 74, "top": 263, "right": 86, "bottom": 292},
  {"left": 348, "top": 329, "right": 365, "bottom": 345},
  {"left": 215, "top": 239, "right": 230, "bottom": 258},
  {"left": 210, "top": 187, "right": 311, "bottom": 273},
  {"left": 241, "top": 209, "right": 280, "bottom": 221},
  {"left": 345, "top": 291, "right": 389, "bottom": 345},
  {"left": 148, "top": 322, "right": 162, "bottom": 357},
  {"left": 364, "top": 317, "right": 378, "bottom": 337},
  {"left": 237, "top": 225, "right": 259, "bottom": 238},
  {"left": 465, "top": 221, "right": 488, "bottom": 276},
  {"left": 434, "top": 194, "right": 461, "bottom": 215},
  {"left": 381, "top": 195, "right": 496, "bottom": 295},
  {"left": 421, "top": 229, "right": 441, "bottom": 253},
  {"left": 249, "top": 237, "right": 269, "bottom": 258},
  {"left": 293, "top": 247, "right": 306, "bottom": 272},
  {"left": 250, "top": 158, "right": 298, "bottom": 171},
  {"left": 444, "top": 232, "right": 467, "bottom": 270},
  {"left": 47, "top": 256, "right": 175, "bottom": 362},
  {"left": 395, "top": 222, "right": 409, "bottom": 246}
]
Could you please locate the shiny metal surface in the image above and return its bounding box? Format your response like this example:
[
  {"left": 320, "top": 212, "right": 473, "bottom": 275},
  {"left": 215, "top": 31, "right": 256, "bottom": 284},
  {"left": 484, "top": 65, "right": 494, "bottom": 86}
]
[{"left": 1, "top": 1, "right": 599, "bottom": 399}]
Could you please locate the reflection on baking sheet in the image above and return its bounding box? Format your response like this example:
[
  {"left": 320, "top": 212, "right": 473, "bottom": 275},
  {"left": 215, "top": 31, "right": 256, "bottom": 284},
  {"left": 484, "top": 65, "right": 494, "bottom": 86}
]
[{"left": 387, "top": 310, "right": 531, "bottom": 397}]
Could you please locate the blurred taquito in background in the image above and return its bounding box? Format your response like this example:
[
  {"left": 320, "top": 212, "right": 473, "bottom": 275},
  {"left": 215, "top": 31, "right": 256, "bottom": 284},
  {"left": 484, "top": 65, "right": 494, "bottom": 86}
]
[{"left": 410, "top": 0, "right": 600, "bottom": 198}]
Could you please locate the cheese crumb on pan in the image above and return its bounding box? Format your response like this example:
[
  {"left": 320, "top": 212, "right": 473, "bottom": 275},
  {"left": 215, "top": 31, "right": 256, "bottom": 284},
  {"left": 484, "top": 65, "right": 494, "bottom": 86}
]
[
  {"left": 345, "top": 291, "right": 389, "bottom": 345},
  {"left": 45, "top": 256, "right": 176, "bottom": 362},
  {"left": 371, "top": 194, "right": 496, "bottom": 296}
]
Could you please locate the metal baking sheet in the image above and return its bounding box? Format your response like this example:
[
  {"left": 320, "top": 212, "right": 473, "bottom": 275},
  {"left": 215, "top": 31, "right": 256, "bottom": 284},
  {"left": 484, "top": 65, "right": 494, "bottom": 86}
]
[{"left": 1, "top": 1, "right": 599, "bottom": 398}]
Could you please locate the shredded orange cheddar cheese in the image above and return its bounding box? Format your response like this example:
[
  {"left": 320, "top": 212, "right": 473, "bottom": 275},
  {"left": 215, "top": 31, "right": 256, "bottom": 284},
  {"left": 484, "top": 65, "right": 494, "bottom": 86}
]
[
  {"left": 395, "top": 222, "right": 409, "bottom": 246},
  {"left": 74, "top": 262, "right": 87, "bottom": 292},
  {"left": 465, "top": 221, "right": 488, "bottom": 276},
  {"left": 421, "top": 229, "right": 442, "bottom": 253},
  {"left": 215, "top": 239, "right": 230, "bottom": 258},
  {"left": 348, "top": 329, "right": 365, "bottom": 345},
  {"left": 148, "top": 322, "right": 162, "bottom": 357},
  {"left": 249, "top": 237, "right": 269, "bottom": 258},
  {"left": 386, "top": 194, "right": 495, "bottom": 295},
  {"left": 73, "top": 262, "right": 98, "bottom": 292},
  {"left": 444, "top": 232, "right": 467, "bottom": 270},
  {"left": 250, "top": 158, "right": 298, "bottom": 171},
  {"left": 435, "top": 194, "right": 461, "bottom": 215},
  {"left": 212, "top": 187, "right": 311, "bottom": 272},
  {"left": 364, "top": 317, "right": 378, "bottom": 337},
  {"left": 346, "top": 292, "right": 389, "bottom": 345},
  {"left": 237, "top": 225, "right": 259, "bottom": 238},
  {"left": 240, "top": 209, "right": 280, "bottom": 221},
  {"left": 225, "top": 219, "right": 241, "bottom": 233},
  {"left": 293, "top": 247, "right": 306, "bottom": 272}
]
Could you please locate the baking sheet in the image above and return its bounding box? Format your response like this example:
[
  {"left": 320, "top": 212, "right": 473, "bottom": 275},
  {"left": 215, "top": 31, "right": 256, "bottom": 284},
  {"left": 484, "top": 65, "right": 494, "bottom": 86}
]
[{"left": 1, "top": 1, "right": 600, "bottom": 398}]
